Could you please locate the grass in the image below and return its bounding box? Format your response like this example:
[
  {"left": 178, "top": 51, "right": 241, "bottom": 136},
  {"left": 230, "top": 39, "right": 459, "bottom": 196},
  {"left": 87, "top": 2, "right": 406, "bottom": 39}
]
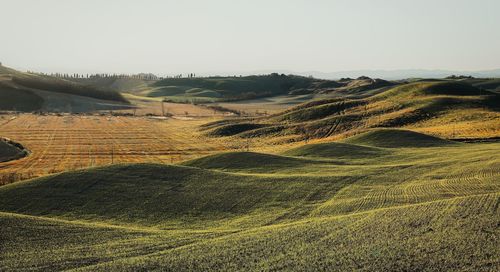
[
  {"left": 0, "top": 129, "right": 499, "bottom": 270},
  {"left": 282, "top": 141, "right": 386, "bottom": 158}
]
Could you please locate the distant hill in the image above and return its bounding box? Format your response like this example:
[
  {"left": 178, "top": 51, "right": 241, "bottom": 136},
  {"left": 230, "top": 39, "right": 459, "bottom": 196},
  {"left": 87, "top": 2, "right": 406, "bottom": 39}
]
[
  {"left": 130, "top": 74, "right": 395, "bottom": 102},
  {"left": 69, "top": 72, "right": 400, "bottom": 103},
  {"left": 203, "top": 80, "right": 500, "bottom": 140},
  {"left": 257, "top": 68, "right": 500, "bottom": 80},
  {"left": 151, "top": 74, "right": 319, "bottom": 101},
  {"left": 0, "top": 65, "right": 129, "bottom": 112}
]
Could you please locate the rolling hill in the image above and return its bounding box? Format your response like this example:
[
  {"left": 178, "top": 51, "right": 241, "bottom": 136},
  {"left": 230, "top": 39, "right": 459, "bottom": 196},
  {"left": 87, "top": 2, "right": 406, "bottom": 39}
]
[
  {"left": 341, "top": 128, "right": 457, "bottom": 148},
  {"left": 0, "top": 130, "right": 498, "bottom": 270},
  {"left": 0, "top": 65, "right": 129, "bottom": 112},
  {"left": 203, "top": 80, "right": 500, "bottom": 140},
  {"left": 119, "top": 74, "right": 396, "bottom": 103},
  {"left": 150, "top": 74, "right": 320, "bottom": 101}
]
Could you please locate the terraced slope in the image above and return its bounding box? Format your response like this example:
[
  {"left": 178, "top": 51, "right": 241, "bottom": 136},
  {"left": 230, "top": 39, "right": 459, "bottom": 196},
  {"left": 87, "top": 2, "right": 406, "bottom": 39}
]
[
  {"left": 203, "top": 81, "right": 500, "bottom": 140},
  {"left": 0, "top": 131, "right": 498, "bottom": 271}
]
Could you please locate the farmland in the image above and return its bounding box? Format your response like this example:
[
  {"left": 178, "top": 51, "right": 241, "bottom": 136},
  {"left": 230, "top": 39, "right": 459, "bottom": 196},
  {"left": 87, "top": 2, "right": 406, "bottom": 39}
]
[
  {"left": 0, "top": 114, "right": 247, "bottom": 185},
  {"left": 0, "top": 129, "right": 498, "bottom": 271},
  {"left": 0, "top": 74, "right": 499, "bottom": 272}
]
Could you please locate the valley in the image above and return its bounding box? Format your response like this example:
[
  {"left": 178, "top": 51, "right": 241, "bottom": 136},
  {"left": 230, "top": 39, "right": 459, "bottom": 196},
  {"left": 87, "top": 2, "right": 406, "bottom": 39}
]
[{"left": 0, "top": 64, "right": 499, "bottom": 271}]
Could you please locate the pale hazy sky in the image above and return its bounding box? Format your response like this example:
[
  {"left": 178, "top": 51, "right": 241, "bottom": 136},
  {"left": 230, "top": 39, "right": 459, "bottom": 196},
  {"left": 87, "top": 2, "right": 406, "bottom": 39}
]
[{"left": 1, "top": 0, "right": 500, "bottom": 75}]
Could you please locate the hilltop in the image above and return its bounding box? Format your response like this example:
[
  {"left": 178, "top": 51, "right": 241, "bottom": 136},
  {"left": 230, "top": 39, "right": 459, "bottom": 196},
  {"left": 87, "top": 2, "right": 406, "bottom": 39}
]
[
  {"left": 0, "top": 130, "right": 498, "bottom": 270},
  {"left": 0, "top": 65, "right": 129, "bottom": 112}
]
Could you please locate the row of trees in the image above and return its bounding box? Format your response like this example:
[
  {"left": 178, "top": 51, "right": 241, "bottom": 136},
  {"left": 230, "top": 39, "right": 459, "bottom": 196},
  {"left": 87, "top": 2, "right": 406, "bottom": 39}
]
[
  {"left": 159, "top": 73, "right": 197, "bottom": 79},
  {"left": 28, "top": 71, "right": 203, "bottom": 80},
  {"left": 32, "top": 72, "right": 162, "bottom": 80}
]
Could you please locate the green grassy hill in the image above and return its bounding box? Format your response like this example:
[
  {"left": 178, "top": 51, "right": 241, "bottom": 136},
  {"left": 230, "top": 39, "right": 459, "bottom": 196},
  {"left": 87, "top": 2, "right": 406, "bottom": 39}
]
[
  {"left": 342, "top": 128, "right": 457, "bottom": 148},
  {"left": 0, "top": 138, "right": 28, "bottom": 162},
  {"left": 0, "top": 65, "right": 129, "bottom": 112},
  {"left": 203, "top": 80, "right": 500, "bottom": 140},
  {"left": 0, "top": 163, "right": 340, "bottom": 228},
  {"left": 0, "top": 130, "right": 498, "bottom": 270}
]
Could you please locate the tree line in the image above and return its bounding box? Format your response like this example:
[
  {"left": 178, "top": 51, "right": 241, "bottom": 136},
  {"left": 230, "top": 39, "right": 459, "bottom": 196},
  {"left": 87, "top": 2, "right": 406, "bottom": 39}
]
[{"left": 27, "top": 71, "right": 200, "bottom": 80}]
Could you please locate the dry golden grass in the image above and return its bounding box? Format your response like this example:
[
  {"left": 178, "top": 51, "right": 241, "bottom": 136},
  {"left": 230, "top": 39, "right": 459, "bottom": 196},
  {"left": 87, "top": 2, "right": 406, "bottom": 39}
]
[
  {"left": 407, "top": 108, "right": 500, "bottom": 139},
  {"left": 0, "top": 114, "right": 253, "bottom": 185},
  {"left": 204, "top": 81, "right": 500, "bottom": 142}
]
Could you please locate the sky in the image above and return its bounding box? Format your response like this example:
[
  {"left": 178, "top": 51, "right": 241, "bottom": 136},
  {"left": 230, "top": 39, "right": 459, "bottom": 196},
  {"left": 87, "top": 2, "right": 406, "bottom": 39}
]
[{"left": 1, "top": 0, "right": 500, "bottom": 76}]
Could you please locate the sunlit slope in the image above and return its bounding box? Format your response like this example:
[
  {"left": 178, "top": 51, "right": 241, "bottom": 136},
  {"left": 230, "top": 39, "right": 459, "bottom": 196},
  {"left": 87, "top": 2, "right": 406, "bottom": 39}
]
[
  {"left": 204, "top": 81, "right": 500, "bottom": 139},
  {"left": 0, "top": 130, "right": 499, "bottom": 271},
  {"left": 83, "top": 192, "right": 500, "bottom": 271},
  {"left": 0, "top": 211, "right": 217, "bottom": 271},
  {"left": 6, "top": 191, "right": 496, "bottom": 272}
]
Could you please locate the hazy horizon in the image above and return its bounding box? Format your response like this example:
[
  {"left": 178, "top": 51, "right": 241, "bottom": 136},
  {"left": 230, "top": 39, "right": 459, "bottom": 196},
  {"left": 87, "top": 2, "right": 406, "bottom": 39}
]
[{"left": 2, "top": 0, "right": 500, "bottom": 76}]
